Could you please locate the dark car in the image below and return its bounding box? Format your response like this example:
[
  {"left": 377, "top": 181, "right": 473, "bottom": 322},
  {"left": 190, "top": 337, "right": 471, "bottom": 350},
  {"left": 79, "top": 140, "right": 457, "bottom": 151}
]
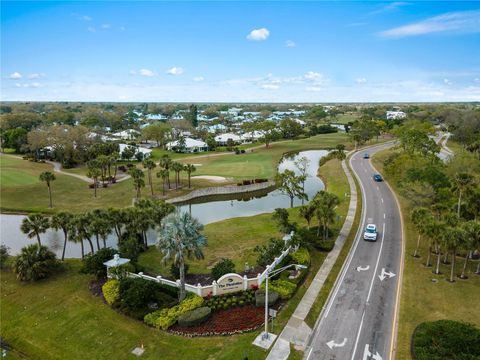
[
  {"left": 363, "top": 153, "right": 369, "bottom": 159},
  {"left": 373, "top": 174, "right": 383, "bottom": 182}
]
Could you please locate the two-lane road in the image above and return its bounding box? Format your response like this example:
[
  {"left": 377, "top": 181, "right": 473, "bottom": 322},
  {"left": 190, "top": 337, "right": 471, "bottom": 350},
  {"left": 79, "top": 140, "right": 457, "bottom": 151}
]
[{"left": 306, "top": 143, "right": 403, "bottom": 360}]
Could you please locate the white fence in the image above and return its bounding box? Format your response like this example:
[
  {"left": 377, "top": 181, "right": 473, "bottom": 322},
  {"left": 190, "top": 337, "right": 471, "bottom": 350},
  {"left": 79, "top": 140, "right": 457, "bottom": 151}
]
[{"left": 120, "top": 246, "right": 292, "bottom": 297}]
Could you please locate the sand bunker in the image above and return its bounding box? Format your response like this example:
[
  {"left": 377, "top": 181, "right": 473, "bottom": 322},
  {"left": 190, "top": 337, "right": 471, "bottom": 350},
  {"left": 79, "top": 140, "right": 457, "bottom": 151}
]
[{"left": 192, "top": 175, "right": 228, "bottom": 182}]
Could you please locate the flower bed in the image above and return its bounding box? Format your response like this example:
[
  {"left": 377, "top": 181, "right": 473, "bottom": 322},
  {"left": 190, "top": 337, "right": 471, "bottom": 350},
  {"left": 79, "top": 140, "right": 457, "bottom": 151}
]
[{"left": 169, "top": 305, "right": 265, "bottom": 337}]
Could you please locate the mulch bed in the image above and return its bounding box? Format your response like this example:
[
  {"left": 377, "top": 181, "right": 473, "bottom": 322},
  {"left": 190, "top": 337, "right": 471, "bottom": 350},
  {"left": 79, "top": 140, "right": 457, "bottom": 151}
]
[
  {"left": 169, "top": 305, "right": 265, "bottom": 337},
  {"left": 89, "top": 278, "right": 107, "bottom": 297}
]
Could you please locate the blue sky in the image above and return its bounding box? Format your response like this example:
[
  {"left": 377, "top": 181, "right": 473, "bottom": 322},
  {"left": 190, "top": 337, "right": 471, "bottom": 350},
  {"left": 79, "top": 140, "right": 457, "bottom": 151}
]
[{"left": 1, "top": 1, "right": 480, "bottom": 102}]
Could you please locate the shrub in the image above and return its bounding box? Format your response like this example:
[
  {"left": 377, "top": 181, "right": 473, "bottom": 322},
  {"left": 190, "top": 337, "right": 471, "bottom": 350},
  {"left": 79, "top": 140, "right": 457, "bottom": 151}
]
[
  {"left": 0, "top": 244, "right": 9, "bottom": 269},
  {"left": 315, "top": 239, "right": 335, "bottom": 252},
  {"left": 102, "top": 279, "right": 120, "bottom": 305},
  {"left": 211, "top": 258, "right": 235, "bottom": 280},
  {"left": 170, "top": 262, "right": 189, "bottom": 279},
  {"left": 266, "top": 279, "right": 297, "bottom": 299},
  {"left": 290, "top": 248, "right": 310, "bottom": 266},
  {"left": 413, "top": 320, "right": 480, "bottom": 360},
  {"left": 81, "top": 247, "right": 116, "bottom": 278},
  {"left": 255, "top": 289, "right": 279, "bottom": 307},
  {"left": 144, "top": 294, "right": 204, "bottom": 330},
  {"left": 108, "top": 262, "right": 135, "bottom": 279},
  {"left": 254, "top": 238, "right": 285, "bottom": 267},
  {"left": 178, "top": 306, "right": 212, "bottom": 327},
  {"left": 13, "top": 244, "right": 59, "bottom": 281}
]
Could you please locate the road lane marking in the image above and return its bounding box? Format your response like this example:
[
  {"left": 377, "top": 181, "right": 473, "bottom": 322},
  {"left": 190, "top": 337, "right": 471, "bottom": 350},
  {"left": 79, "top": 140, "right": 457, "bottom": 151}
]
[
  {"left": 367, "top": 222, "right": 386, "bottom": 303},
  {"left": 376, "top": 186, "right": 379, "bottom": 191},
  {"left": 384, "top": 213, "right": 386, "bottom": 219},
  {"left": 363, "top": 344, "right": 383, "bottom": 360},
  {"left": 378, "top": 268, "right": 396, "bottom": 281},
  {"left": 326, "top": 338, "right": 347, "bottom": 349},
  {"left": 356, "top": 265, "right": 370, "bottom": 272},
  {"left": 381, "top": 198, "right": 384, "bottom": 203},
  {"left": 351, "top": 310, "right": 366, "bottom": 360}
]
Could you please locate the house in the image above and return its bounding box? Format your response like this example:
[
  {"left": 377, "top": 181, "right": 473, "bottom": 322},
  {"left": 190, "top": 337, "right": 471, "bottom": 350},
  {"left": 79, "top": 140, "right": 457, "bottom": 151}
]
[
  {"left": 145, "top": 113, "right": 168, "bottom": 121},
  {"left": 166, "top": 138, "right": 208, "bottom": 153},
  {"left": 294, "top": 118, "right": 306, "bottom": 127},
  {"left": 206, "top": 124, "right": 227, "bottom": 133},
  {"left": 242, "top": 130, "right": 264, "bottom": 141},
  {"left": 119, "top": 143, "right": 152, "bottom": 160},
  {"left": 214, "top": 133, "right": 243, "bottom": 145},
  {"left": 386, "top": 111, "right": 406, "bottom": 120},
  {"left": 112, "top": 129, "right": 140, "bottom": 140}
]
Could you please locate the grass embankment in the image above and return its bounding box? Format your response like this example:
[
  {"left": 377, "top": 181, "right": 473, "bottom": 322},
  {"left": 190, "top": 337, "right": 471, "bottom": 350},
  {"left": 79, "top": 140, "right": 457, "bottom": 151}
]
[
  {"left": 372, "top": 149, "right": 480, "bottom": 360},
  {"left": 183, "top": 133, "right": 350, "bottom": 180}
]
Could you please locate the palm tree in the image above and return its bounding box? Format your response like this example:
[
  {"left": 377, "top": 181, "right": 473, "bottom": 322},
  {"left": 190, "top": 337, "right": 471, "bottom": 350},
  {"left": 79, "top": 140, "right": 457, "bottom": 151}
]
[
  {"left": 159, "top": 155, "right": 172, "bottom": 189},
  {"left": 88, "top": 209, "right": 111, "bottom": 250},
  {"left": 411, "top": 207, "right": 432, "bottom": 258},
  {"left": 129, "top": 168, "right": 145, "bottom": 199},
  {"left": 184, "top": 164, "right": 196, "bottom": 189},
  {"left": 107, "top": 208, "right": 127, "bottom": 245},
  {"left": 143, "top": 158, "right": 157, "bottom": 196},
  {"left": 39, "top": 171, "right": 56, "bottom": 208},
  {"left": 434, "top": 222, "right": 448, "bottom": 274},
  {"left": 171, "top": 162, "right": 183, "bottom": 189},
  {"left": 20, "top": 214, "right": 49, "bottom": 247},
  {"left": 71, "top": 214, "right": 95, "bottom": 256},
  {"left": 313, "top": 191, "right": 340, "bottom": 240},
  {"left": 452, "top": 172, "right": 475, "bottom": 219},
  {"left": 461, "top": 221, "right": 480, "bottom": 279},
  {"left": 156, "top": 169, "right": 170, "bottom": 196},
  {"left": 445, "top": 226, "right": 465, "bottom": 282},
  {"left": 97, "top": 155, "right": 109, "bottom": 186},
  {"left": 125, "top": 207, "right": 153, "bottom": 250},
  {"left": 13, "top": 244, "right": 58, "bottom": 281},
  {"left": 87, "top": 160, "right": 102, "bottom": 198},
  {"left": 157, "top": 212, "right": 207, "bottom": 301},
  {"left": 50, "top": 212, "right": 73, "bottom": 261},
  {"left": 299, "top": 205, "right": 315, "bottom": 229}
]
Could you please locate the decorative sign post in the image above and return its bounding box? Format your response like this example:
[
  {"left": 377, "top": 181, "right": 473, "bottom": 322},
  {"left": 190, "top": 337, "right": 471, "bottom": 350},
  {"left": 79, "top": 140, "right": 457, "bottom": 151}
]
[{"left": 215, "top": 273, "right": 245, "bottom": 295}]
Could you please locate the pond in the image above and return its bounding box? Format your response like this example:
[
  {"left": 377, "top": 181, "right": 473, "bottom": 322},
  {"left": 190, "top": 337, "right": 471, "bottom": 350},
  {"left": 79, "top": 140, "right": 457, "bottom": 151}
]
[{"left": 0, "top": 150, "right": 328, "bottom": 258}]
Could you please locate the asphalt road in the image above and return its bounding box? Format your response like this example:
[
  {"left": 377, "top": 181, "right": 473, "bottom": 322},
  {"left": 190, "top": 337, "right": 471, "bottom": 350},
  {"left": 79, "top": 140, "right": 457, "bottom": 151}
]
[{"left": 305, "top": 142, "right": 403, "bottom": 360}]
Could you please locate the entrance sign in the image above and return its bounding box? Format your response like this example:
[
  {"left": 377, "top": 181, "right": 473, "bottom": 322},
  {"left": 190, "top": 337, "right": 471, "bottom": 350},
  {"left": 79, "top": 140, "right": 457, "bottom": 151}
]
[{"left": 216, "top": 273, "right": 244, "bottom": 294}]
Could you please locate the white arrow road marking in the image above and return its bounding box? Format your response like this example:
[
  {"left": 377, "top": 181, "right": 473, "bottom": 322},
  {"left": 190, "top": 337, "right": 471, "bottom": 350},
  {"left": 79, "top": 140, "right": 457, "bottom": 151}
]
[
  {"left": 326, "top": 338, "right": 347, "bottom": 349},
  {"left": 356, "top": 265, "right": 370, "bottom": 272},
  {"left": 363, "top": 344, "right": 383, "bottom": 360},
  {"left": 378, "top": 268, "right": 396, "bottom": 281}
]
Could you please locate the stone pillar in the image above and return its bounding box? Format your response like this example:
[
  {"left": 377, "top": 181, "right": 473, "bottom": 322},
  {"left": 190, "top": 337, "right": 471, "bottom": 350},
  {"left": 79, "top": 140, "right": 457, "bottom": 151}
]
[
  {"left": 197, "top": 283, "right": 202, "bottom": 296},
  {"left": 212, "top": 281, "right": 218, "bottom": 296},
  {"left": 243, "top": 275, "right": 248, "bottom": 291}
]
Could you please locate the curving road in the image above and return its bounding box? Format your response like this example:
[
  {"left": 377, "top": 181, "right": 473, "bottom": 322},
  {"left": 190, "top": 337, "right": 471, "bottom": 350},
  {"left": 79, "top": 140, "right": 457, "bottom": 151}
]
[{"left": 305, "top": 142, "right": 403, "bottom": 360}]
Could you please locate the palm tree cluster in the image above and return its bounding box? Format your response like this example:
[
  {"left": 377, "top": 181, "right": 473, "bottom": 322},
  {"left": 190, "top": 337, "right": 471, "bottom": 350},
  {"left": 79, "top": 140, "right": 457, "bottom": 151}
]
[
  {"left": 411, "top": 172, "right": 480, "bottom": 281},
  {"left": 20, "top": 199, "right": 174, "bottom": 261},
  {"left": 299, "top": 190, "right": 340, "bottom": 241},
  {"left": 155, "top": 155, "right": 196, "bottom": 196}
]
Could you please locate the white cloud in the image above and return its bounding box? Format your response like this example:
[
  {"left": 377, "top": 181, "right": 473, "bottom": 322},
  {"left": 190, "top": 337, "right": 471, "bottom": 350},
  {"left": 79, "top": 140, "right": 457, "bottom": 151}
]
[
  {"left": 370, "top": 2, "right": 409, "bottom": 15},
  {"left": 285, "top": 40, "right": 296, "bottom": 48},
  {"left": 119, "top": 26, "right": 126, "bottom": 31},
  {"left": 444, "top": 78, "right": 452, "bottom": 85},
  {"left": 475, "top": 78, "right": 480, "bottom": 83},
  {"left": 261, "top": 84, "right": 279, "bottom": 90},
  {"left": 101, "top": 24, "right": 111, "bottom": 29},
  {"left": 193, "top": 76, "right": 204, "bottom": 82},
  {"left": 8, "top": 72, "right": 22, "bottom": 79},
  {"left": 247, "top": 28, "right": 270, "bottom": 41},
  {"left": 304, "top": 71, "right": 322, "bottom": 81},
  {"left": 380, "top": 10, "right": 480, "bottom": 38},
  {"left": 130, "top": 69, "right": 157, "bottom": 77},
  {"left": 28, "top": 73, "right": 46, "bottom": 79},
  {"left": 14, "top": 82, "right": 42, "bottom": 88},
  {"left": 167, "top": 67, "right": 184, "bottom": 75},
  {"left": 305, "top": 87, "right": 322, "bottom": 92},
  {"left": 80, "top": 15, "right": 92, "bottom": 21},
  {"left": 87, "top": 26, "right": 96, "bottom": 33},
  {"left": 356, "top": 78, "right": 367, "bottom": 84}
]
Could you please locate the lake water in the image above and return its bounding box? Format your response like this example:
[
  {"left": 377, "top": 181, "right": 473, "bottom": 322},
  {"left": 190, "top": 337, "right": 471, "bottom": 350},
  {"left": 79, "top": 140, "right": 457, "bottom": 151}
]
[{"left": 0, "top": 150, "right": 328, "bottom": 258}]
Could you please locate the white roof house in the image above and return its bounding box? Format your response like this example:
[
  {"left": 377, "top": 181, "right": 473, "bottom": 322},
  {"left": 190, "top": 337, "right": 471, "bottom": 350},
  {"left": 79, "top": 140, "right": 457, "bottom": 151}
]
[
  {"left": 119, "top": 143, "right": 152, "bottom": 159},
  {"left": 112, "top": 129, "right": 140, "bottom": 140},
  {"left": 242, "top": 130, "right": 265, "bottom": 141},
  {"left": 294, "top": 118, "right": 306, "bottom": 127},
  {"left": 146, "top": 114, "right": 168, "bottom": 121},
  {"left": 166, "top": 138, "right": 208, "bottom": 153},
  {"left": 386, "top": 111, "right": 406, "bottom": 120},
  {"left": 206, "top": 124, "right": 227, "bottom": 133},
  {"left": 214, "top": 133, "right": 243, "bottom": 145}
]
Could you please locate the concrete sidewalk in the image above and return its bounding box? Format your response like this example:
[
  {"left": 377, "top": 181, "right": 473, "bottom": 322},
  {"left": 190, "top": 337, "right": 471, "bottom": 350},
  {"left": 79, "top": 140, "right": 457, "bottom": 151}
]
[{"left": 266, "top": 159, "right": 358, "bottom": 360}]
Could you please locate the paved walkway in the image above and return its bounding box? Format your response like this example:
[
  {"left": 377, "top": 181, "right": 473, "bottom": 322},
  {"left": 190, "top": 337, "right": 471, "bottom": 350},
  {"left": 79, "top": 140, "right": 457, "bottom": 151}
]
[{"left": 266, "top": 157, "right": 358, "bottom": 360}]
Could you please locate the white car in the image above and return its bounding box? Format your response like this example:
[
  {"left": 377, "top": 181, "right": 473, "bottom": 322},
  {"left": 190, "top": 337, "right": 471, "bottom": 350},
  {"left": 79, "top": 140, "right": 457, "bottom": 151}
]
[{"left": 363, "top": 224, "right": 378, "bottom": 241}]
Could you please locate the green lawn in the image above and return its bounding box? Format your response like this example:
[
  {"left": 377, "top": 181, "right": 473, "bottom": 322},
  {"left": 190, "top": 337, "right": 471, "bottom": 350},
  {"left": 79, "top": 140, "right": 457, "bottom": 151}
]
[
  {"left": 372, "top": 149, "right": 480, "bottom": 360},
  {"left": 183, "top": 133, "right": 350, "bottom": 180}
]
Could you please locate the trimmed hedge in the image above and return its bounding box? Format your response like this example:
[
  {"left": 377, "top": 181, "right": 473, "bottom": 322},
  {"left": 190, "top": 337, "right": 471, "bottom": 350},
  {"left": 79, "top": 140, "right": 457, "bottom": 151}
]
[
  {"left": 178, "top": 306, "right": 212, "bottom": 327},
  {"left": 102, "top": 279, "right": 120, "bottom": 305},
  {"left": 412, "top": 320, "right": 480, "bottom": 360},
  {"left": 290, "top": 248, "right": 311, "bottom": 266},
  {"left": 203, "top": 290, "right": 256, "bottom": 312},
  {"left": 144, "top": 295, "right": 204, "bottom": 330},
  {"left": 255, "top": 289, "right": 279, "bottom": 307}
]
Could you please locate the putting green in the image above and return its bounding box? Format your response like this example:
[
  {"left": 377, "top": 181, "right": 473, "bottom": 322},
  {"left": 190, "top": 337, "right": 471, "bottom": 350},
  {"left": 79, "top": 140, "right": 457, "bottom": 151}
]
[{"left": 1, "top": 169, "right": 40, "bottom": 187}]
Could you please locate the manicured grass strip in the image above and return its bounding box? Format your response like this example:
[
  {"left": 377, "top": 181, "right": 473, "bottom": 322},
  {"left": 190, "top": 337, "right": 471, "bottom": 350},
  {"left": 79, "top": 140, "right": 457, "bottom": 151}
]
[
  {"left": 372, "top": 149, "right": 480, "bottom": 360},
  {"left": 304, "top": 158, "right": 361, "bottom": 328}
]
